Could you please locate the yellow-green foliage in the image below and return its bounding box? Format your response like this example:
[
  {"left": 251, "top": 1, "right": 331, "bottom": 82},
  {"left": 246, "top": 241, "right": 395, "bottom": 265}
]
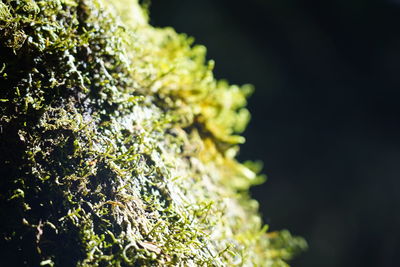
[{"left": 0, "top": 0, "right": 306, "bottom": 266}]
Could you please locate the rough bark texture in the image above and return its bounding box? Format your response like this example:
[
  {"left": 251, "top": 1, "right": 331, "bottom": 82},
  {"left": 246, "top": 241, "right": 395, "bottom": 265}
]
[{"left": 0, "top": 1, "right": 306, "bottom": 266}]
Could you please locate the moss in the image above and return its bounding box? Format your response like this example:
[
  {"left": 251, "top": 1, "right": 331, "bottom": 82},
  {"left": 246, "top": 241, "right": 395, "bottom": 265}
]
[{"left": 0, "top": 0, "right": 306, "bottom": 266}]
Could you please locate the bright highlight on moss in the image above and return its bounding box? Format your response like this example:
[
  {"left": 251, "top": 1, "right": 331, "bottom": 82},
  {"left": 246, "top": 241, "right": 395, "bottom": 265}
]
[{"left": 0, "top": 0, "right": 306, "bottom": 266}]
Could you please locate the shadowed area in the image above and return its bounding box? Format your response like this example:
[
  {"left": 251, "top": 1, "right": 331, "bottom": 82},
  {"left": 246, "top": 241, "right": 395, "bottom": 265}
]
[{"left": 150, "top": 1, "right": 400, "bottom": 266}]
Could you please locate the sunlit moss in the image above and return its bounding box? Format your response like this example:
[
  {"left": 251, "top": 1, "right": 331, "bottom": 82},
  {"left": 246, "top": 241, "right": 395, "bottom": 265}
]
[{"left": 0, "top": 0, "right": 306, "bottom": 266}]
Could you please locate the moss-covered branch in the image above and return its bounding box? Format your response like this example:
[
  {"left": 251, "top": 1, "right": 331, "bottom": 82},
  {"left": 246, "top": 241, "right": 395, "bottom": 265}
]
[{"left": 0, "top": 0, "right": 306, "bottom": 266}]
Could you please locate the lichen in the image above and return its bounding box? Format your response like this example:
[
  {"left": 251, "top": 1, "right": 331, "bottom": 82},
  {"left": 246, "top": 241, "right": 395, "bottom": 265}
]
[{"left": 0, "top": 0, "right": 306, "bottom": 266}]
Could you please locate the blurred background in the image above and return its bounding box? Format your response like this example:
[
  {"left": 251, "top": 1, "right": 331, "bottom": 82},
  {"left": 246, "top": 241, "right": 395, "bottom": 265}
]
[{"left": 149, "top": 0, "right": 400, "bottom": 266}]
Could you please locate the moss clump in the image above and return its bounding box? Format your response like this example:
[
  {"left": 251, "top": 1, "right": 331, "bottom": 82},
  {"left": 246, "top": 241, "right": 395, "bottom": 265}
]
[{"left": 0, "top": 0, "right": 306, "bottom": 266}]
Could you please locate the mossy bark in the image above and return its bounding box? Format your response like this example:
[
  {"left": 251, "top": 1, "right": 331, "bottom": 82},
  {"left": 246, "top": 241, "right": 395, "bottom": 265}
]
[{"left": 0, "top": 1, "right": 306, "bottom": 266}]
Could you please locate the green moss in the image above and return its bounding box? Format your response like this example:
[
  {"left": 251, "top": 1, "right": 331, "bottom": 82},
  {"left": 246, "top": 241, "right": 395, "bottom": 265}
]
[{"left": 0, "top": 0, "right": 306, "bottom": 266}]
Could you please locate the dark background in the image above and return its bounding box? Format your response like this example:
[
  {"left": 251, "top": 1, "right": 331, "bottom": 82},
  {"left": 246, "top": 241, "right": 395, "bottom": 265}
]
[{"left": 149, "top": 1, "right": 400, "bottom": 266}]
